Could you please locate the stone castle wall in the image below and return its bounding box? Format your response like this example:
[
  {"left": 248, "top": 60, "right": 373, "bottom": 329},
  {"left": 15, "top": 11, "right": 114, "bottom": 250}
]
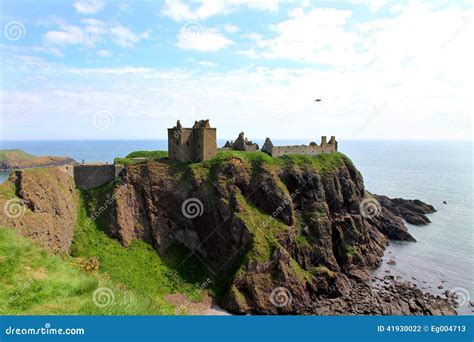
[
  {"left": 74, "top": 164, "right": 123, "bottom": 190},
  {"left": 262, "top": 136, "right": 337, "bottom": 157}
]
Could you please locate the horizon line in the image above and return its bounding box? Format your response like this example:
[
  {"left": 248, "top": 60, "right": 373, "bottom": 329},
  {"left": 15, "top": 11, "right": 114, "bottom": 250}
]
[{"left": 1, "top": 138, "right": 473, "bottom": 143}]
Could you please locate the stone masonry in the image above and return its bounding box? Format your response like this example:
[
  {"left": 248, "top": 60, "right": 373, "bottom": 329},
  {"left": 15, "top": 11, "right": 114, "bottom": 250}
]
[
  {"left": 223, "top": 132, "right": 259, "bottom": 151},
  {"left": 261, "top": 136, "right": 337, "bottom": 157},
  {"left": 168, "top": 119, "right": 217, "bottom": 162}
]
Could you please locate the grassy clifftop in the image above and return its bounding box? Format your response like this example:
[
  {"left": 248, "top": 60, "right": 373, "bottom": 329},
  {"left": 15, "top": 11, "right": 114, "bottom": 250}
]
[
  {"left": 0, "top": 149, "right": 34, "bottom": 162},
  {"left": 115, "top": 149, "right": 348, "bottom": 172}
]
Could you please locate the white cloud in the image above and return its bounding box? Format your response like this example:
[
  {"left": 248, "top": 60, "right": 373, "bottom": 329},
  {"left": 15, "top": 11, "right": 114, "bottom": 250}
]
[
  {"left": 256, "top": 8, "right": 357, "bottom": 65},
  {"left": 161, "top": 0, "right": 280, "bottom": 22},
  {"left": 198, "top": 60, "right": 218, "bottom": 67},
  {"left": 110, "top": 26, "right": 150, "bottom": 48},
  {"left": 177, "top": 28, "right": 233, "bottom": 51},
  {"left": 223, "top": 23, "right": 239, "bottom": 33},
  {"left": 42, "top": 19, "right": 149, "bottom": 49},
  {"left": 241, "top": 32, "right": 263, "bottom": 41},
  {"left": 43, "top": 24, "right": 85, "bottom": 46},
  {"left": 73, "top": 0, "right": 105, "bottom": 14}
]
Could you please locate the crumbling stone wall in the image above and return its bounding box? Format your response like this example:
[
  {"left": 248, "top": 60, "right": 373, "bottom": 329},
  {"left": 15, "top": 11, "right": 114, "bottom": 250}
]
[{"left": 262, "top": 136, "right": 337, "bottom": 157}]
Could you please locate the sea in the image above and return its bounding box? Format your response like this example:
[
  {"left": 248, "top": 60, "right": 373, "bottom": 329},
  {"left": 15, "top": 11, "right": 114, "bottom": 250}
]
[{"left": 1, "top": 139, "right": 472, "bottom": 314}]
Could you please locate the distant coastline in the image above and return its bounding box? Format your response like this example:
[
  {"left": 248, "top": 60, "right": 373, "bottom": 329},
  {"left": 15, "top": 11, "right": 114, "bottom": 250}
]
[{"left": 0, "top": 149, "right": 76, "bottom": 171}]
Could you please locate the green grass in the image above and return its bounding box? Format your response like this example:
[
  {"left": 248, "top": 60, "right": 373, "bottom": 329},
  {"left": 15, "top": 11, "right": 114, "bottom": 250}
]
[
  {"left": 115, "top": 149, "right": 348, "bottom": 173},
  {"left": 114, "top": 150, "right": 168, "bottom": 166},
  {"left": 125, "top": 150, "right": 168, "bottom": 159},
  {"left": 0, "top": 149, "right": 34, "bottom": 162},
  {"left": 0, "top": 180, "right": 16, "bottom": 199},
  {"left": 0, "top": 227, "right": 160, "bottom": 315},
  {"left": 71, "top": 189, "right": 211, "bottom": 314}
]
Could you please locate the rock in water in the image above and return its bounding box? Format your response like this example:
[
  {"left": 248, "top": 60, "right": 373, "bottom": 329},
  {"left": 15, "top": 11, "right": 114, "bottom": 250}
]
[{"left": 372, "top": 194, "right": 436, "bottom": 225}]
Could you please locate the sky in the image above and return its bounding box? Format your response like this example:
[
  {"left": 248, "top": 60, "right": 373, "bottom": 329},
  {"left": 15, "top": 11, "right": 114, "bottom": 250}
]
[{"left": 0, "top": 0, "right": 473, "bottom": 141}]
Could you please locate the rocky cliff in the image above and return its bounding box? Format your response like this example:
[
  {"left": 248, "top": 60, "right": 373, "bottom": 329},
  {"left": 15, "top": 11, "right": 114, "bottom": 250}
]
[
  {"left": 106, "top": 152, "right": 455, "bottom": 315},
  {"left": 0, "top": 167, "right": 78, "bottom": 253}
]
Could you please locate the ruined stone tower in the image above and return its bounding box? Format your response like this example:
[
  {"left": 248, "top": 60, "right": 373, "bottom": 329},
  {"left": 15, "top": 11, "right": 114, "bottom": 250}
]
[{"left": 168, "top": 119, "right": 217, "bottom": 162}]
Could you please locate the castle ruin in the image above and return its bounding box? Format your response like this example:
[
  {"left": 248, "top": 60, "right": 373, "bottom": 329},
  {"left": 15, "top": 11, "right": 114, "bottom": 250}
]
[
  {"left": 168, "top": 119, "right": 217, "bottom": 162},
  {"left": 223, "top": 132, "right": 259, "bottom": 151},
  {"left": 261, "top": 136, "right": 337, "bottom": 157}
]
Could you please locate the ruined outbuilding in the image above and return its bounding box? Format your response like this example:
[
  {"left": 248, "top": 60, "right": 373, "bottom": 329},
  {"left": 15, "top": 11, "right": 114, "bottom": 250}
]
[{"left": 224, "top": 132, "right": 259, "bottom": 151}]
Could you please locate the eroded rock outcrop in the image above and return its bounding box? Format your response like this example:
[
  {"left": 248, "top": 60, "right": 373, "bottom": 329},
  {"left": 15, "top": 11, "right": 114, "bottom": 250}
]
[
  {"left": 0, "top": 167, "right": 78, "bottom": 253},
  {"left": 373, "top": 194, "right": 436, "bottom": 225}
]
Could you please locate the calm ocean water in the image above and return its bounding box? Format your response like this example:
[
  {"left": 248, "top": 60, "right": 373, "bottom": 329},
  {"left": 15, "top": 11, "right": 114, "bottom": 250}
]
[{"left": 1, "top": 140, "right": 472, "bottom": 313}]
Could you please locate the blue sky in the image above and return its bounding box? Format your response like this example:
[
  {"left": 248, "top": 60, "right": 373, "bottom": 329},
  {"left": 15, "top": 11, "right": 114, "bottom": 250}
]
[{"left": 1, "top": 0, "right": 472, "bottom": 140}]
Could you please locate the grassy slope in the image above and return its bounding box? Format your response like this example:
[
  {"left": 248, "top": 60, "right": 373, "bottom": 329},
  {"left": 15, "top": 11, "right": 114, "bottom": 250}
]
[
  {"left": 71, "top": 193, "right": 208, "bottom": 314},
  {"left": 0, "top": 227, "right": 159, "bottom": 315},
  {"left": 0, "top": 149, "right": 34, "bottom": 163}
]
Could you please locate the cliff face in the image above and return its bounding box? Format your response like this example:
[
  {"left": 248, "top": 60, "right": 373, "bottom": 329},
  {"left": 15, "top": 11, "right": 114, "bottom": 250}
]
[
  {"left": 0, "top": 167, "right": 78, "bottom": 253},
  {"left": 108, "top": 153, "right": 455, "bottom": 315}
]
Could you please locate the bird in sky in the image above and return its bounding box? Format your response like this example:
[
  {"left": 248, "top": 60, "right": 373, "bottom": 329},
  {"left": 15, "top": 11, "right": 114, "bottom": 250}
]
[{"left": 314, "top": 98, "right": 322, "bottom": 102}]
